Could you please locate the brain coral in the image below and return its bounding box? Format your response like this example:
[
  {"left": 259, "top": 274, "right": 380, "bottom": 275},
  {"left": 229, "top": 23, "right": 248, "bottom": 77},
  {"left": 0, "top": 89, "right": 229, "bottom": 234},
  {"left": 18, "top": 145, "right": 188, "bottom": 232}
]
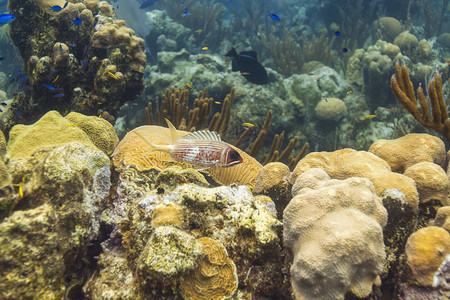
[
  {"left": 314, "top": 97, "right": 347, "bottom": 122},
  {"left": 369, "top": 133, "right": 446, "bottom": 173},
  {"left": 180, "top": 237, "right": 238, "bottom": 300},
  {"left": 404, "top": 162, "right": 450, "bottom": 205},
  {"left": 112, "top": 125, "right": 262, "bottom": 187},
  {"left": 6, "top": 111, "right": 118, "bottom": 159},
  {"left": 284, "top": 168, "right": 387, "bottom": 300},
  {"left": 405, "top": 226, "right": 450, "bottom": 287},
  {"left": 289, "top": 148, "right": 419, "bottom": 212}
]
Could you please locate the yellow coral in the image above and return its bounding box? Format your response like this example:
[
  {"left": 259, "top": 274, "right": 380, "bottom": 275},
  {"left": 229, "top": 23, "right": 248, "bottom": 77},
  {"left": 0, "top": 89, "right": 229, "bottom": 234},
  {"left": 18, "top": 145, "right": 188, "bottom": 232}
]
[
  {"left": 151, "top": 203, "right": 184, "bottom": 229},
  {"left": 405, "top": 226, "right": 450, "bottom": 286},
  {"left": 180, "top": 237, "right": 238, "bottom": 300},
  {"left": 6, "top": 111, "right": 118, "bottom": 160}
]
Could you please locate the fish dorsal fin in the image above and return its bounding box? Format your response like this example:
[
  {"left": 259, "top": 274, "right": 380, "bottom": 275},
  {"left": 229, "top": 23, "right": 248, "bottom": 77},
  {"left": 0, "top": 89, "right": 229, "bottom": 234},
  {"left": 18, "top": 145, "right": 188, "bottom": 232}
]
[
  {"left": 240, "top": 51, "right": 257, "bottom": 60},
  {"left": 165, "top": 118, "right": 182, "bottom": 142},
  {"left": 182, "top": 130, "right": 222, "bottom": 142}
]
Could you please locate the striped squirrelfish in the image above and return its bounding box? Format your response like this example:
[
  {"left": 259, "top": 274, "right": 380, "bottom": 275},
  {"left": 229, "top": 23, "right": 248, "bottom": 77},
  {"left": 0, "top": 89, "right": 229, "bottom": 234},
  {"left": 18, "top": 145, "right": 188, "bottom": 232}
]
[{"left": 133, "top": 119, "right": 243, "bottom": 168}]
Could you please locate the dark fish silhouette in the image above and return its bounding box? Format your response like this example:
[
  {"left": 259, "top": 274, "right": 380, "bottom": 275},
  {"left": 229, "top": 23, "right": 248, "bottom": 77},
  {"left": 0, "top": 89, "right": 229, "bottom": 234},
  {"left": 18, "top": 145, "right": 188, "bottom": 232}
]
[{"left": 225, "top": 48, "right": 268, "bottom": 84}]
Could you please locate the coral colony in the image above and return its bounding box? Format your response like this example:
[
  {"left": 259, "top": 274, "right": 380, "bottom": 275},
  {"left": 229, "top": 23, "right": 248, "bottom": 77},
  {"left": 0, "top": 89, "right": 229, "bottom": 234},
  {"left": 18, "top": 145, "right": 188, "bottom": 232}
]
[{"left": 0, "top": 0, "right": 449, "bottom": 299}]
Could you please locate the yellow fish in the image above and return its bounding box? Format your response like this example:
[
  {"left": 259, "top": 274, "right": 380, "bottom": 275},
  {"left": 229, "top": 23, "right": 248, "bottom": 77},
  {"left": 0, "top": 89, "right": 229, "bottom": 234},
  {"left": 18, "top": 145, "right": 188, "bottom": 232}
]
[
  {"left": 195, "top": 29, "right": 203, "bottom": 33},
  {"left": 185, "top": 82, "right": 192, "bottom": 88},
  {"left": 202, "top": 46, "right": 208, "bottom": 50},
  {"left": 214, "top": 101, "right": 221, "bottom": 104},
  {"left": 66, "top": 123, "right": 75, "bottom": 126},
  {"left": 242, "top": 122, "right": 255, "bottom": 127},
  {"left": 347, "top": 90, "right": 352, "bottom": 94},
  {"left": 52, "top": 75, "right": 59, "bottom": 82},
  {"left": 18, "top": 176, "right": 25, "bottom": 199},
  {"left": 364, "top": 114, "right": 376, "bottom": 119},
  {"left": 108, "top": 71, "right": 118, "bottom": 79}
]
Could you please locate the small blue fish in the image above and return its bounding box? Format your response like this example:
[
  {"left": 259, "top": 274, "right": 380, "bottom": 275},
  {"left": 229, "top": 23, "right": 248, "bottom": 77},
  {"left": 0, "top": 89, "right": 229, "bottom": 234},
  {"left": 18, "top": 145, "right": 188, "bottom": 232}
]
[
  {"left": 0, "top": 57, "right": 4, "bottom": 61},
  {"left": 63, "top": 1, "right": 68, "bottom": 8},
  {"left": 44, "top": 84, "right": 62, "bottom": 91},
  {"left": 59, "top": 44, "right": 63, "bottom": 52},
  {"left": 0, "top": 102, "right": 7, "bottom": 106},
  {"left": 334, "top": 31, "right": 341, "bottom": 36},
  {"left": 80, "top": 95, "right": 88, "bottom": 98},
  {"left": 49, "top": 5, "right": 63, "bottom": 12},
  {"left": 342, "top": 47, "right": 349, "bottom": 53},
  {"left": 0, "top": 14, "right": 16, "bottom": 25},
  {"left": 182, "top": 8, "right": 190, "bottom": 17},
  {"left": 266, "top": 11, "right": 280, "bottom": 21},
  {"left": 52, "top": 93, "right": 65, "bottom": 98},
  {"left": 73, "top": 18, "right": 82, "bottom": 25},
  {"left": 18, "top": 84, "right": 26, "bottom": 91}
]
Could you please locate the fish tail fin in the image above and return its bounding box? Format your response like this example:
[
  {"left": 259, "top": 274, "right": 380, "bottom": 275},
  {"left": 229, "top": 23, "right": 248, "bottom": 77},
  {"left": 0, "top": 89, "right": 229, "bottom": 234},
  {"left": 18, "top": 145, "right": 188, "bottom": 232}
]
[
  {"left": 133, "top": 130, "right": 157, "bottom": 151},
  {"left": 225, "top": 47, "right": 238, "bottom": 58},
  {"left": 164, "top": 118, "right": 182, "bottom": 142}
]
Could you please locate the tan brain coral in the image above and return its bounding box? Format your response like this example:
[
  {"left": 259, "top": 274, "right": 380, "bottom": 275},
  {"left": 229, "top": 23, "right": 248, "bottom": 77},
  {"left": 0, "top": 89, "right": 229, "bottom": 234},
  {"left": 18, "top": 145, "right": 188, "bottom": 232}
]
[
  {"left": 112, "top": 125, "right": 262, "bottom": 187},
  {"left": 284, "top": 168, "right": 387, "bottom": 300},
  {"left": 369, "top": 133, "right": 446, "bottom": 173},
  {"left": 289, "top": 148, "right": 419, "bottom": 211},
  {"left": 180, "top": 237, "right": 238, "bottom": 300}
]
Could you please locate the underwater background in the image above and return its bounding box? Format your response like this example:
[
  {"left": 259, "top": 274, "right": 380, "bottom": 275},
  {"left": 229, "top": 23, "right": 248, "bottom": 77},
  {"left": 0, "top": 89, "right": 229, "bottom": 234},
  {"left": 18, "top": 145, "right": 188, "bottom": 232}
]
[{"left": 0, "top": 0, "right": 450, "bottom": 299}]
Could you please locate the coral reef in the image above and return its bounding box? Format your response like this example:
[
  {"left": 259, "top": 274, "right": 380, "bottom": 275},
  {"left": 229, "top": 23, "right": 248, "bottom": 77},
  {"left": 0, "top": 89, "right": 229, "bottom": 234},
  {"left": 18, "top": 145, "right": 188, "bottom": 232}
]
[
  {"left": 6, "top": 110, "right": 118, "bottom": 160},
  {"left": 6, "top": 0, "right": 145, "bottom": 131},
  {"left": 314, "top": 97, "right": 347, "bottom": 122},
  {"left": 369, "top": 133, "right": 446, "bottom": 172},
  {"left": 85, "top": 165, "right": 288, "bottom": 299},
  {"left": 405, "top": 226, "right": 450, "bottom": 287},
  {"left": 284, "top": 168, "right": 387, "bottom": 300},
  {"left": 0, "top": 141, "right": 111, "bottom": 298},
  {"left": 112, "top": 124, "right": 263, "bottom": 187},
  {"left": 390, "top": 61, "right": 450, "bottom": 142},
  {"left": 289, "top": 148, "right": 419, "bottom": 211}
]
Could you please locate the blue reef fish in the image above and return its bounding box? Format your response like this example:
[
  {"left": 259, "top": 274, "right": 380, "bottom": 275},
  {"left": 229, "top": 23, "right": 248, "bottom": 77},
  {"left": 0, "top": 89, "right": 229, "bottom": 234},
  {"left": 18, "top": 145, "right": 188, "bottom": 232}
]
[
  {"left": 63, "top": 1, "right": 68, "bottom": 8},
  {"left": 44, "top": 84, "right": 62, "bottom": 91},
  {"left": 132, "top": 119, "right": 243, "bottom": 168},
  {"left": 182, "top": 8, "right": 190, "bottom": 17},
  {"left": 59, "top": 44, "right": 63, "bottom": 52},
  {"left": 0, "top": 14, "right": 15, "bottom": 25},
  {"left": 0, "top": 102, "right": 7, "bottom": 106},
  {"left": 266, "top": 11, "right": 280, "bottom": 21},
  {"left": 140, "top": 0, "right": 160, "bottom": 9},
  {"left": 49, "top": 5, "right": 63, "bottom": 12},
  {"left": 52, "top": 93, "right": 65, "bottom": 98},
  {"left": 73, "top": 18, "right": 82, "bottom": 25},
  {"left": 0, "top": 57, "right": 4, "bottom": 61},
  {"left": 225, "top": 47, "right": 268, "bottom": 84},
  {"left": 334, "top": 31, "right": 341, "bottom": 36},
  {"left": 342, "top": 47, "right": 349, "bottom": 53}
]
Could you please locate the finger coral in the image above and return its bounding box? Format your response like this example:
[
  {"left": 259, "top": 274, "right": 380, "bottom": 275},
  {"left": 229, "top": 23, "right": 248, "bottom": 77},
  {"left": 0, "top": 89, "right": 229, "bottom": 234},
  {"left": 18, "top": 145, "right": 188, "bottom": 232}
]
[
  {"left": 284, "top": 168, "right": 387, "bottom": 300},
  {"left": 180, "top": 237, "right": 238, "bottom": 300}
]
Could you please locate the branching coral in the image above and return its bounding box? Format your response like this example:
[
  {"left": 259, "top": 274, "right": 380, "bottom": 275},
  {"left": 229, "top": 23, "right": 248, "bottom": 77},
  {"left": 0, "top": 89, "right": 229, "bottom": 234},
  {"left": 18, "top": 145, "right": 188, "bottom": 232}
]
[
  {"left": 146, "top": 89, "right": 308, "bottom": 169},
  {"left": 160, "top": 0, "right": 224, "bottom": 45},
  {"left": 260, "top": 28, "right": 334, "bottom": 76},
  {"left": 390, "top": 61, "right": 450, "bottom": 142}
]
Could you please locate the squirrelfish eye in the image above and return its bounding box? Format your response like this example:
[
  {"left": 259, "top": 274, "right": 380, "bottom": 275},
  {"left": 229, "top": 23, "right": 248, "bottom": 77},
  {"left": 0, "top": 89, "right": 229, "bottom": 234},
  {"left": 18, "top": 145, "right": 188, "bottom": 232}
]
[{"left": 229, "top": 149, "right": 241, "bottom": 161}]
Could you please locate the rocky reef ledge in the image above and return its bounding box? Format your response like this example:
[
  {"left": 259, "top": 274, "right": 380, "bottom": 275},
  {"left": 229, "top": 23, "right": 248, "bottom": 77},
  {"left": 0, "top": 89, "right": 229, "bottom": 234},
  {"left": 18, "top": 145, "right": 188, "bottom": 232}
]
[{"left": 1, "top": 111, "right": 449, "bottom": 299}]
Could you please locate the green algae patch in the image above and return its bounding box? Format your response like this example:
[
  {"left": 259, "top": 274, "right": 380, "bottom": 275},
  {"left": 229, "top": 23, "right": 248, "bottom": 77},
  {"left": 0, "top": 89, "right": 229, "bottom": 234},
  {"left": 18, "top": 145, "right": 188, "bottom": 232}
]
[{"left": 6, "top": 111, "right": 118, "bottom": 160}]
